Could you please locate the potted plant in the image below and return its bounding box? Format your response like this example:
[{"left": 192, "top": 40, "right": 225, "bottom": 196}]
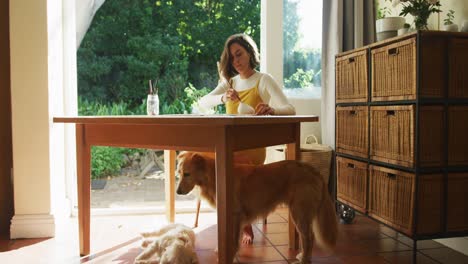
[
  {"left": 376, "top": 0, "right": 405, "bottom": 41},
  {"left": 442, "top": 10, "right": 458, "bottom": 32},
  {"left": 395, "top": 0, "right": 442, "bottom": 30}
]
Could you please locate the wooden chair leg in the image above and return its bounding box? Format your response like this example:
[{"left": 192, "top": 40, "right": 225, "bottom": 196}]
[
  {"left": 263, "top": 218, "right": 267, "bottom": 225},
  {"left": 194, "top": 198, "right": 201, "bottom": 228}
]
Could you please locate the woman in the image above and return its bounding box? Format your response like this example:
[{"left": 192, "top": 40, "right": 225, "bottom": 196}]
[{"left": 198, "top": 33, "right": 296, "bottom": 244}]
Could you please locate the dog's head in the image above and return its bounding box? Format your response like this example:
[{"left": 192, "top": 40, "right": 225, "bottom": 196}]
[{"left": 176, "top": 152, "right": 207, "bottom": 195}]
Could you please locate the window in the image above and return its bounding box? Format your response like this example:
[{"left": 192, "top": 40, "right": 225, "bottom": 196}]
[{"left": 283, "top": 0, "right": 322, "bottom": 98}]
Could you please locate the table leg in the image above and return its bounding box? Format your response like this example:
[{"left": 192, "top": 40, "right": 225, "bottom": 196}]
[
  {"left": 215, "top": 129, "right": 236, "bottom": 264},
  {"left": 286, "top": 124, "right": 300, "bottom": 250},
  {"left": 76, "top": 124, "right": 91, "bottom": 256},
  {"left": 164, "top": 150, "right": 176, "bottom": 223}
]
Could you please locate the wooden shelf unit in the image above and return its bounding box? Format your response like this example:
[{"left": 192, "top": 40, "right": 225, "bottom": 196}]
[{"left": 335, "top": 31, "right": 468, "bottom": 240}]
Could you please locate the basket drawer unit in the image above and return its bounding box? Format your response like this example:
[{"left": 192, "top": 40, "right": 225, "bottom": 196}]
[
  {"left": 336, "top": 50, "right": 368, "bottom": 103},
  {"left": 336, "top": 106, "right": 368, "bottom": 158},
  {"left": 336, "top": 157, "right": 368, "bottom": 213},
  {"left": 370, "top": 105, "right": 415, "bottom": 167},
  {"left": 447, "top": 173, "right": 468, "bottom": 232},
  {"left": 448, "top": 106, "right": 468, "bottom": 166},
  {"left": 369, "top": 165, "right": 443, "bottom": 236},
  {"left": 449, "top": 39, "right": 468, "bottom": 98},
  {"left": 371, "top": 38, "right": 416, "bottom": 101}
]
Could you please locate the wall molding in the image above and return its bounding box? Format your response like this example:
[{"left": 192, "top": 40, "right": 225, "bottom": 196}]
[{"left": 10, "top": 214, "right": 55, "bottom": 239}]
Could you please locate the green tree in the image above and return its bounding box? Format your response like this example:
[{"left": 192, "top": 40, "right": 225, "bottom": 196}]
[
  {"left": 283, "top": 0, "right": 300, "bottom": 79},
  {"left": 77, "top": 0, "right": 261, "bottom": 111}
]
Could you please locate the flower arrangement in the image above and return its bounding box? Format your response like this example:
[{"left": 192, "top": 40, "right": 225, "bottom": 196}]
[{"left": 392, "top": 0, "right": 442, "bottom": 30}]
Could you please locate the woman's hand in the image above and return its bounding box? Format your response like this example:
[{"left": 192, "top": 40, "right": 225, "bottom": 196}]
[
  {"left": 224, "top": 88, "right": 240, "bottom": 102},
  {"left": 255, "top": 103, "right": 275, "bottom": 115}
]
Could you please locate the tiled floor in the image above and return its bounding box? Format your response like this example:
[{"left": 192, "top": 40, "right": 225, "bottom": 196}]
[{"left": 1, "top": 208, "right": 468, "bottom": 263}]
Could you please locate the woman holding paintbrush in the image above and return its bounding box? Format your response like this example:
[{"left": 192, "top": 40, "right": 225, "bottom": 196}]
[
  {"left": 198, "top": 33, "right": 295, "bottom": 116},
  {"left": 197, "top": 33, "right": 295, "bottom": 244}
]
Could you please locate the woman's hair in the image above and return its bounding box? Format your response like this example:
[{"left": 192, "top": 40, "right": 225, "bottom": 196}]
[{"left": 218, "top": 33, "right": 260, "bottom": 82}]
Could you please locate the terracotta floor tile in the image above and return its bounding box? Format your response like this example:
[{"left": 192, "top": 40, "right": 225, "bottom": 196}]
[
  {"left": 339, "top": 225, "right": 388, "bottom": 241},
  {"left": 378, "top": 225, "right": 399, "bottom": 238},
  {"left": 262, "top": 213, "right": 288, "bottom": 224},
  {"left": 420, "top": 247, "right": 468, "bottom": 264},
  {"left": 358, "top": 237, "right": 412, "bottom": 253},
  {"left": 196, "top": 249, "right": 218, "bottom": 264},
  {"left": 248, "top": 261, "right": 289, "bottom": 264},
  {"left": 237, "top": 246, "right": 284, "bottom": 263},
  {"left": 1, "top": 209, "right": 468, "bottom": 264},
  {"left": 255, "top": 222, "right": 289, "bottom": 234},
  {"left": 337, "top": 255, "right": 388, "bottom": 264},
  {"left": 307, "top": 256, "right": 345, "bottom": 264},
  {"left": 396, "top": 235, "right": 446, "bottom": 249},
  {"left": 274, "top": 245, "right": 301, "bottom": 260},
  {"left": 194, "top": 225, "right": 218, "bottom": 250},
  {"left": 264, "top": 232, "right": 289, "bottom": 246},
  {"left": 378, "top": 251, "right": 440, "bottom": 264},
  {"left": 8, "top": 238, "right": 51, "bottom": 250}
]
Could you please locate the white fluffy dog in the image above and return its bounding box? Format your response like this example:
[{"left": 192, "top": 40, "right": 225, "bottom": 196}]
[{"left": 134, "top": 223, "right": 198, "bottom": 264}]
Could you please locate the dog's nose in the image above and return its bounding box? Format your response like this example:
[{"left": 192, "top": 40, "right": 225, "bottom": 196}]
[{"left": 176, "top": 188, "right": 182, "bottom": 195}]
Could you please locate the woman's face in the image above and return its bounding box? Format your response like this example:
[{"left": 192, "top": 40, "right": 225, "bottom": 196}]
[{"left": 229, "top": 43, "right": 252, "bottom": 76}]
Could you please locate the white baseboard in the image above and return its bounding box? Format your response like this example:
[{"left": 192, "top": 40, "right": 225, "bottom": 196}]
[{"left": 10, "top": 214, "right": 55, "bottom": 239}]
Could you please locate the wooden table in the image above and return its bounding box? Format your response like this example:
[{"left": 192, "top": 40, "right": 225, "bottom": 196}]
[{"left": 53, "top": 115, "right": 318, "bottom": 263}]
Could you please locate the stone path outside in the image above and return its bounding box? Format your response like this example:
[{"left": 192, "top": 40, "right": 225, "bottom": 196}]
[{"left": 91, "top": 171, "right": 197, "bottom": 208}]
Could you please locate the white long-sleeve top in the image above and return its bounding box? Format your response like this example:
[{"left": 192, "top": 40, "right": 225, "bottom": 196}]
[{"left": 198, "top": 71, "right": 296, "bottom": 115}]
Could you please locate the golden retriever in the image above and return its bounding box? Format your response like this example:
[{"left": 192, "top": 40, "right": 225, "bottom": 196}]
[
  {"left": 135, "top": 223, "right": 198, "bottom": 264},
  {"left": 175, "top": 152, "right": 338, "bottom": 264}
]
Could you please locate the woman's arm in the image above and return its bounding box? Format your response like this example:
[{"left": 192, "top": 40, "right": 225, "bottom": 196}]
[
  {"left": 258, "top": 74, "right": 296, "bottom": 115},
  {"left": 197, "top": 81, "right": 229, "bottom": 109}
]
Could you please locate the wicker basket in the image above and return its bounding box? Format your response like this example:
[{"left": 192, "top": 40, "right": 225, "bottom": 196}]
[
  {"left": 371, "top": 38, "right": 416, "bottom": 101},
  {"left": 370, "top": 105, "right": 415, "bottom": 168},
  {"left": 300, "top": 135, "right": 333, "bottom": 185},
  {"left": 369, "top": 165, "right": 416, "bottom": 236},
  {"left": 336, "top": 156, "right": 368, "bottom": 213},
  {"left": 336, "top": 106, "right": 368, "bottom": 158},
  {"left": 270, "top": 136, "right": 333, "bottom": 184},
  {"left": 336, "top": 50, "right": 368, "bottom": 103}
]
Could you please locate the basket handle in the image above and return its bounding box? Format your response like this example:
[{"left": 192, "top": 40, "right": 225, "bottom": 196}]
[
  {"left": 304, "top": 134, "right": 318, "bottom": 145},
  {"left": 388, "top": 48, "right": 399, "bottom": 56}
]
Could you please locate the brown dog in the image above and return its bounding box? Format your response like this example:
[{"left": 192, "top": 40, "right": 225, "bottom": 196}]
[{"left": 176, "top": 152, "right": 338, "bottom": 263}]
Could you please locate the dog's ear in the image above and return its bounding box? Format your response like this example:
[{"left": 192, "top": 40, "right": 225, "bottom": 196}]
[
  {"left": 191, "top": 153, "right": 205, "bottom": 170},
  {"left": 177, "top": 151, "right": 188, "bottom": 160}
]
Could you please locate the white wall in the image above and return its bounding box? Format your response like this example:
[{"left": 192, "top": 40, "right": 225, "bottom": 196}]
[
  {"left": 9, "top": 0, "right": 55, "bottom": 237},
  {"left": 9, "top": 0, "right": 73, "bottom": 238},
  {"left": 378, "top": 0, "right": 468, "bottom": 30}
]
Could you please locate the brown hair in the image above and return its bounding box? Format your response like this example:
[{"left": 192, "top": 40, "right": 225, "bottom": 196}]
[{"left": 218, "top": 33, "right": 260, "bottom": 82}]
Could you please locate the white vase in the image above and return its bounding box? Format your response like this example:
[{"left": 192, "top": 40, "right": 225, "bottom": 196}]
[
  {"left": 442, "top": 24, "right": 459, "bottom": 32},
  {"left": 376, "top": 17, "right": 406, "bottom": 33}
]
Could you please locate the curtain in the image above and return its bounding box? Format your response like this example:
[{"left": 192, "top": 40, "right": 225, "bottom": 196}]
[
  {"left": 76, "top": 0, "right": 106, "bottom": 49},
  {"left": 321, "top": 0, "right": 375, "bottom": 149},
  {"left": 321, "top": 0, "right": 375, "bottom": 195}
]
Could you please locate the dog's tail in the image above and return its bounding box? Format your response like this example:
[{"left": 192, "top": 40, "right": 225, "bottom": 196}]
[{"left": 312, "top": 182, "right": 338, "bottom": 253}]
